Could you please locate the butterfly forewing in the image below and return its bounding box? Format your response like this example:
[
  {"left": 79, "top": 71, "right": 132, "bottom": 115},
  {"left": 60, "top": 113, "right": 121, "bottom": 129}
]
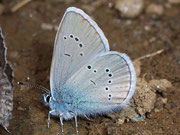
[
  {"left": 0, "top": 27, "right": 13, "bottom": 132},
  {"left": 64, "top": 52, "right": 136, "bottom": 115},
  {"left": 50, "top": 7, "right": 110, "bottom": 99},
  {"left": 0, "top": 68, "right": 13, "bottom": 128},
  {"left": 0, "top": 28, "right": 6, "bottom": 71}
]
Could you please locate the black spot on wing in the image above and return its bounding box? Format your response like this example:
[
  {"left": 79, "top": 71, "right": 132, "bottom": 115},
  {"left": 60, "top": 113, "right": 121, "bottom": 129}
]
[
  {"left": 90, "top": 80, "right": 96, "bottom": 85},
  {"left": 64, "top": 53, "right": 71, "bottom": 57}
]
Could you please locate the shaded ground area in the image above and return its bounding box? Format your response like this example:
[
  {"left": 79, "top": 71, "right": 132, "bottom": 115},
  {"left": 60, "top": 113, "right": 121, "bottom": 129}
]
[{"left": 0, "top": 0, "right": 180, "bottom": 134}]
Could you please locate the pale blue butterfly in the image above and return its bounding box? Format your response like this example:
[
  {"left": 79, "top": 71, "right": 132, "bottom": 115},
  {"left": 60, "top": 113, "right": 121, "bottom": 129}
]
[{"left": 19, "top": 7, "right": 136, "bottom": 134}]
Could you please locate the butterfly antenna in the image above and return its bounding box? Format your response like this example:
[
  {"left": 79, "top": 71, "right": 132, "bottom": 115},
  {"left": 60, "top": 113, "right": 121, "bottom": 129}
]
[{"left": 17, "top": 81, "right": 49, "bottom": 93}]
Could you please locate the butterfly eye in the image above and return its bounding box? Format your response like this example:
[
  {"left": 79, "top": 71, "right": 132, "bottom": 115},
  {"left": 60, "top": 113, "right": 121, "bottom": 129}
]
[
  {"left": 46, "top": 95, "right": 50, "bottom": 103},
  {"left": 42, "top": 93, "right": 51, "bottom": 106}
]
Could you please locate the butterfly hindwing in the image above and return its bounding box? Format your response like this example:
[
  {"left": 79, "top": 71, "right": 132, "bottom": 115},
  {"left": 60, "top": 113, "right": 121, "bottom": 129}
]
[
  {"left": 63, "top": 52, "right": 136, "bottom": 115},
  {"left": 50, "top": 7, "right": 110, "bottom": 100}
]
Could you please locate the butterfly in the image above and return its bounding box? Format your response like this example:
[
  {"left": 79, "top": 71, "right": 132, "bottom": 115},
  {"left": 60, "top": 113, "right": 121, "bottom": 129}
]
[
  {"left": 0, "top": 27, "right": 14, "bottom": 133},
  {"left": 18, "top": 7, "right": 136, "bottom": 134}
]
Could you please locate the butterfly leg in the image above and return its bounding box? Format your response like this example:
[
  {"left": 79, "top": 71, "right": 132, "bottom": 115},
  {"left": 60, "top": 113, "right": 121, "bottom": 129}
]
[
  {"left": 59, "top": 114, "right": 64, "bottom": 135},
  {"left": 69, "top": 111, "right": 79, "bottom": 135},
  {"left": 74, "top": 115, "right": 79, "bottom": 135},
  {"left": 84, "top": 115, "right": 94, "bottom": 122},
  {"left": 48, "top": 110, "right": 56, "bottom": 128},
  {"left": 2, "top": 125, "right": 11, "bottom": 133}
]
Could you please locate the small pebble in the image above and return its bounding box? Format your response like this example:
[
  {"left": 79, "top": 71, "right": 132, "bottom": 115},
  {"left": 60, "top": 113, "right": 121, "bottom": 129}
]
[
  {"left": 165, "top": 3, "right": 172, "bottom": 8},
  {"left": 168, "top": 101, "right": 176, "bottom": 108},
  {"left": 149, "top": 37, "right": 156, "bottom": 43},
  {"left": 10, "top": 51, "right": 18, "bottom": 58},
  {"left": 137, "top": 107, "right": 146, "bottom": 115},
  {"left": 144, "top": 25, "right": 151, "bottom": 31},
  {"left": 0, "top": 4, "right": 5, "bottom": 15},
  {"left": 17, "top": 106, "right": 26, "bottom": 111},
  {"left": 146, "top": 4, "right": 164, "bottom": 15},
  {"left": 168, "top": 0, "right": 180, "bottom": 4},
  {"left": 115, "top": 0, "right": 144, "bottom": 18},
  {"left": 116, "top": 118, "right": 125, "bottom": 125},
  {"left": 113, "top": 18, "right": 121, "bottom": 24},
  {"left": 130, "top": 114, "right": 146, "bottom": 122},
  {"left": 126, "top": 20, "right": 132, "bottom": 25},
  {"left": 41, "top": 23, "right": 58, "bottom": 31},
  {"left": 154, "top": 108, "right": 160, "bottom": 112},
  {"left": 26, "top": 77, "right": 30, "bottom": 81},
  {"left": 108, "top": 2, "right": 113, "bottom": 8},
  {"left": 133, "top": 60, "right": 141, "bottom": 77},
  {"left": 41, "top": 23, "right": 53, "bottom": 30},
  {"left": 146, "top": 113, "right": 154, "bottom": 119},
  {"left": 161, "top": 98, "right": 168, "bottom": 104}
]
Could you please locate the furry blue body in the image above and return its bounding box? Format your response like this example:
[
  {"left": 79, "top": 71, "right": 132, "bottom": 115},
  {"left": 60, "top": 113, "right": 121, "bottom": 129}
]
[{"left": 48, "top": 85, "right": 116, "bottom": 120}]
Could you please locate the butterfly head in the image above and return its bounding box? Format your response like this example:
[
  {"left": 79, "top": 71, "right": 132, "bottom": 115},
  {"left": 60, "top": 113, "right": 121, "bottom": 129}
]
[{"left": 41, "top": 92, "right": 51, "bottom": 107}]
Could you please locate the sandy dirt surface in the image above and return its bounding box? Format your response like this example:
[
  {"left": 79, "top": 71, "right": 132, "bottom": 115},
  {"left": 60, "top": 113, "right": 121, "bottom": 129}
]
[{"left": 0, "top": 0, "right": 180, "bottom": 135}]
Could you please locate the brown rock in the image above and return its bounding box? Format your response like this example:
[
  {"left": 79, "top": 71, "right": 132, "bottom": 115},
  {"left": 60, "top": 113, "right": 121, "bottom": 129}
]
[
  {"left": 133, "top": 78, "right": 157, "bottom": 115},
  {"left": 168, "top": 0, "right": 180, "bottom": 4},
  {"left": 133, "top": 60, "right": 141, "bottom": 77},
  {"left": 0, "top": 4, "right": 5, "bottom": 15},
  {"left": 149, "top": 79, "right": 172, "bottom": 92},
  {"left": 146, "top": 4, "right": 164, "bottom": 15},
  {"left": 115, "top": 0, "right": 144, "bottom": 18}
]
